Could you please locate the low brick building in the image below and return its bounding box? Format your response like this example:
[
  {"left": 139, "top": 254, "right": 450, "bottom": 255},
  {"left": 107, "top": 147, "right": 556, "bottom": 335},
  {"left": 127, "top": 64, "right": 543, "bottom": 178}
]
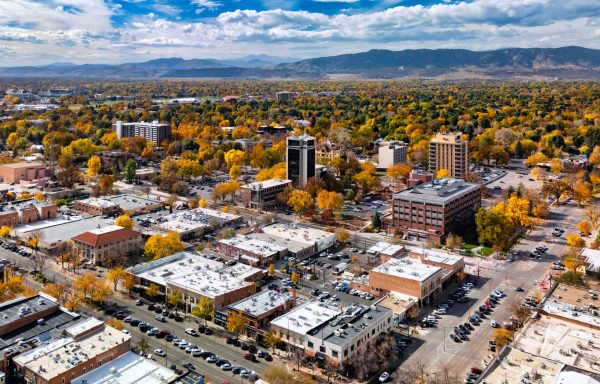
[
  {"left": 0, "top": 201, "right": 58, "bottom": 226},
  {"left": 0, "top": 162, "right": 53, "bottom": 184},
  {"left": 368, "top": 257, "right": 444, "bottom": 307},
  {"left": 13, "top": 318, "right": 131, "bottom": 384},
  {"left": 73, "top": 198, "right": 120, "bottom": 216},
  {"left": 71, "top": 225, "right": 143, "bottom": 265}
]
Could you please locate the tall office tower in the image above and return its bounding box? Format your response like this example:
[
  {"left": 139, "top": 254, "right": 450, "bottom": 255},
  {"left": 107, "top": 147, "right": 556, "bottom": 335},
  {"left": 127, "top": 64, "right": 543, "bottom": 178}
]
[
  {"left": 428, "top": 132, "right": 469, "bottom": 179},
  {"left": 286, "top": 135, "right": 316, "bottom": 187}
]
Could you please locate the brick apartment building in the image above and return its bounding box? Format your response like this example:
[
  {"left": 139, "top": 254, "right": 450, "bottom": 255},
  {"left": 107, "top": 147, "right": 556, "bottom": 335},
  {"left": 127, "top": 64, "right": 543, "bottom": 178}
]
[
  {"left": 71, "top": 225, "right": 143, "bottom": 266},
  {"left": 389, "top": 178, "right": 481, "bottom": 243},
  {"left": 0, "top": 201, "right": 58, "bottom": 227},
  {"left": 13, "top": 318, "right": 131, "bottom": 384},
  {"left": 368, "top": 257, "right": 444, "bottom": 307},
  {"left": 240, "top": 179, "right": 292, "bottom": 211},
  {"left": 428, "top": 133, "right": 469, "bottom": 179},
  {"left": 0, "top": 162, "right": 53, "bottom": 184}
]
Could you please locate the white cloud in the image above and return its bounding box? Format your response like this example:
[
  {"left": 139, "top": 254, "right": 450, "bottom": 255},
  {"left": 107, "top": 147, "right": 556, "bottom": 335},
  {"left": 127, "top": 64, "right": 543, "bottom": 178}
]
[{"left": 0, "top": 0, "right": 598, "bottom": 65}]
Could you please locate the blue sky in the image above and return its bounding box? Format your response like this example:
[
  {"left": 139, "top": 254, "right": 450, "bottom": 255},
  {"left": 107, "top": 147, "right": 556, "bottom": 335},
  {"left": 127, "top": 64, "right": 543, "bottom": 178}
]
[{"left": 0, "top": 0, "right": 598, "bottom": 66}]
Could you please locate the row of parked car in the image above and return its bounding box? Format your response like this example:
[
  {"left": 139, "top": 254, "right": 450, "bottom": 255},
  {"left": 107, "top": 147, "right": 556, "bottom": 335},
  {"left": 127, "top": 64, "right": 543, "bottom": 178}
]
[
  {"left": 154, "top": 337, "right": 258, "bottom": 380},
  {"left": 0, "top": 241, "right": 32, "bottom": 258}
]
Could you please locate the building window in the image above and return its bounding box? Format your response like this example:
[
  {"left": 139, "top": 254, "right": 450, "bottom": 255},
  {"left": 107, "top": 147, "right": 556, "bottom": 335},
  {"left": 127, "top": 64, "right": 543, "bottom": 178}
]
[
  {"left": 319, "top": 346, "right": 326, "bottom": 353},
  {"left": 307, "top": 341, "right": 313, "bottom": 348},
  {"left": 332, "top": 350, "right": 339, "bottom": 358}
]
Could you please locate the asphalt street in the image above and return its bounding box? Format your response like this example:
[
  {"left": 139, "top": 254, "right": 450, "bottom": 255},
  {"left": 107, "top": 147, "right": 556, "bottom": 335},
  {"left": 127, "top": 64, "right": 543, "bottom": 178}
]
[{"left": 395, "top": 199, "right": 580, "bottom": 381}]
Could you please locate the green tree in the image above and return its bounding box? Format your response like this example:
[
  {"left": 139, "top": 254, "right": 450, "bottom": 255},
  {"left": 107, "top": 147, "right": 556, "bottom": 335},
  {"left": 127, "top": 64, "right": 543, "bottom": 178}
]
[
  {"left": 123, "top": 159, "right": 136, "bottom": 183},
  {"left": 475, "top": 208, "right": 514, "bottom": 251},
  {"left": 372, "top": 211, "right": 382, "bottom": 230}
]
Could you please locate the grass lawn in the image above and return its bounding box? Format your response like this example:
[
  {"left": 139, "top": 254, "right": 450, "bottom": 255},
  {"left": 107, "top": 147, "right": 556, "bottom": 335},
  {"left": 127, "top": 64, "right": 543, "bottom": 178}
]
[
  {"left": 480, "top": 247, "right": 493, "bottom": 257},
  {"left": 462, "top": 244, "right": 478, "bottom": 251}
]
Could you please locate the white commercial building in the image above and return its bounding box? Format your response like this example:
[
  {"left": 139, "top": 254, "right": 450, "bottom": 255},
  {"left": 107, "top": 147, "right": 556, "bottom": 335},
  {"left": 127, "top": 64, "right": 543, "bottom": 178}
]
[
  {"left": 378, "top": 141, "right": 407, "bottom": 169},
  {"left": 72, "top": 352, "right": 177, "bottom": 384},
  {"left": 256, "top": 222, "right": 336, "bottom": 259},
  {"left": 218, "top": 235, "right": 287, "bottom": 267},
  {"left": 128, "top": 252, "right": 263, "bottom": 310},
  {"left": 157, "top": 207, "right": 242, "bottom": 239},
  {"left": 271, "top": 303, "right": 393, "bottom": 370}
]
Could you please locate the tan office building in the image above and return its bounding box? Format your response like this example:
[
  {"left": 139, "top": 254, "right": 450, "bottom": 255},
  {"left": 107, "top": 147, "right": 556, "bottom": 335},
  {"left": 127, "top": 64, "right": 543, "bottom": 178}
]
[{"left": 428, "top": 133, "right": 469, "bottom": 179}]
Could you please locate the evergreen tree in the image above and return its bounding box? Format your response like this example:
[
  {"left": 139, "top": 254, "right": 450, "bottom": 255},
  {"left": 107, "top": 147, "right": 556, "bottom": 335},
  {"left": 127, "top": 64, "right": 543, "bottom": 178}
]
[
  {"left": 372, "top": 211, "right": 382, "bottom": 230},
  {"left": 515, "top": 140, "right": 524, "bottom": 158}
]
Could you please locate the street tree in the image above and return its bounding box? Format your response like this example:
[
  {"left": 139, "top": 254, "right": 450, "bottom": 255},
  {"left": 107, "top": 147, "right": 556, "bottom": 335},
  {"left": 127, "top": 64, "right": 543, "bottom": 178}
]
[
  {"left": 145, "top": 283, "right": 161, "bottom": 300},
  {"left": 336, "top": 228, "right": 350, "bottom": 244},
  {"left": 577, "top": 220, "right": 593, "bottom": 236},
  {"left": 105, "top": 318, "right": 123, "bottom": 330},
  {"left": 107, "top": 266, "right": 125, "bottom": 291},
  {"left": 226, "top": 311, "right": 247, "bottom": 339},
  {"left": 566, "top": 233, "right": 585, "bottom": 248},
  {"left": 191, "top": 297, "right": 214, "bottom": 326},
  {"left": 262, "top": 329, "right": 282, "bottom": 353}
]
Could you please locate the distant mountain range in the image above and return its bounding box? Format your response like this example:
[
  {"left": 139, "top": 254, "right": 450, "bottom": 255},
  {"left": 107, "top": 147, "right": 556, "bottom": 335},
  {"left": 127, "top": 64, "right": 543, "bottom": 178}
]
[{"left": 0, "top": 47, "right": 598, "bottom": 80}]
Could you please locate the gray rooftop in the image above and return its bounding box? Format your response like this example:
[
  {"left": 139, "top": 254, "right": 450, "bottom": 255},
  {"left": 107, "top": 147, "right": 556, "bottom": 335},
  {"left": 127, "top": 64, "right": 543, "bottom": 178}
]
[
  {"left": 15, "top": 215, "right": 113, "bottom": 246},
  {"left": 393, "top": 178, "right": 479, "bottom": 206},
  {"left": 0, "top": 294, "right": 57, "bottom": 328},
  {"left": 308, "top": 305, "right": 392, "bottom": 347},
  {"left": 105, "top": 195, "right": 162, "bottom": 212}
]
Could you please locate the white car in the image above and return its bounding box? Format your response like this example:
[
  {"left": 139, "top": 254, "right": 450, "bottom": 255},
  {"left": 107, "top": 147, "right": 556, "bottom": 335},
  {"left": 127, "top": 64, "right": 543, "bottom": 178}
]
[
  {"left": 490, "top": 320, "right": 498, "bottom": 328},
  {"left": 154, "top": 349, "right": 166, "bottom": 357},
  {"left": 185, "top": 328, "right": 198, "bottom": 336},
  {"left": 379, "top": 372, "right": 390, "bottom": 382}
]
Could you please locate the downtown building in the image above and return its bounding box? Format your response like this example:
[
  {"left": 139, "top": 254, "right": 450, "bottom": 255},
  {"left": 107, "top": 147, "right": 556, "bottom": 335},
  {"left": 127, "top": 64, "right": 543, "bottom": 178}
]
[
  {"left": 428, "top": 132, "right": 469, "bottom": 179},
  {"left": 389, "top": 178, "right": 481, "bottom": 243},
  {"left": 286, "top": 135, "right": 316, "bottom": 187},
  {"left": 112, "top": 120, "right": 171, "bottom": 146}
]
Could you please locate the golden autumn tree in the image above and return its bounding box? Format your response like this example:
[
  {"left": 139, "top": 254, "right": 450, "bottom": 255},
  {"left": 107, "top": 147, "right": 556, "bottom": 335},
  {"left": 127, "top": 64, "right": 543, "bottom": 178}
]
[
  {"left": 114, "top": 215, "right": 133, "bottom": 229},
  {"left": 287, "top": 189, "right": 313, "bottom": 216},
  {"left": 144, "top": 231, "right": 184, "bottom": 259},
  {"left": 87, "top": 155, "right": 101, "bottom": 178}
]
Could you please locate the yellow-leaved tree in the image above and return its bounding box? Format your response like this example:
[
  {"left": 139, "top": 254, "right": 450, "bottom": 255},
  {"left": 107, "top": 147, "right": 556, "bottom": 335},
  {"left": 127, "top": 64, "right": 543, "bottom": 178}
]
[
  {"left": 87, "top": 155, "right": 101, "bottom": 178},
  {"left": 114, "top": 215, "right": 133, "bottom": 229},
  {"left": 435, "top": 168, "right": 449, "bottom": 179},
  {"left": 144, "top": 231, "right": 184, "bottom": 259},
  {"left": 287, "top": 189, "right": 313, "bottom": 216}
]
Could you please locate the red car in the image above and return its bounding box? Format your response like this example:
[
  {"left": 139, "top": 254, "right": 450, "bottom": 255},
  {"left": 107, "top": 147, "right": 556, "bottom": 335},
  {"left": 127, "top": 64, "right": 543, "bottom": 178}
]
[
  {"left": 244, "top": 353, "right": 257, "bottom": 362},
  {"left": 471, "top": 367, "right": 482, "bottom": 375}
]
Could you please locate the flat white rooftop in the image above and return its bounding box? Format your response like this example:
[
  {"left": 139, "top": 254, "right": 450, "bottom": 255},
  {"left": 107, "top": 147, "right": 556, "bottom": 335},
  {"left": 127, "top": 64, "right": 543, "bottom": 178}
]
[
  {"left": 541, "top": 298, "right": 600, "bottom": 329},
  {"left": 243, "top": 179, "right": 291, "bottom": 189},
  {"left": 77, "top": 198, "right": 118, "bottom": 209},
  {"left": 65, "top": 317, "right": 104, "bottom": 338},
  {"left": 72, "top": 352, "right": 177, "bottom": 384},
  {"left": 410, "top": 247, "right": 464, "bottom": 266},
  {"left": 158, "top": 207, "right": 240, "bottom": 234},
  {"left": 260, "top": 222, "right": 336, "bottom": 247},
  {"left": 229, "top": 290, "right": 293, "bottom": 317},
  {"left": 372, "top": 257, "right": 442, "bottom": 282},
  {"left": 219, "top": 235, "right": 286, "bottom": 257},
  {"left": 270, "top": 301, "right": 340, "bottom": 336},
  {"left": 132, "top": 252, "right": 224, "bottom": 287},
  {"left": 14, "top": 324, "right": 130, "bottom": 381},
  {"left": 368, "top": 242, "right": 404, "bottom": 256},
  {"left": 88, "top": 225, "right": 124, "bottom": 236}
]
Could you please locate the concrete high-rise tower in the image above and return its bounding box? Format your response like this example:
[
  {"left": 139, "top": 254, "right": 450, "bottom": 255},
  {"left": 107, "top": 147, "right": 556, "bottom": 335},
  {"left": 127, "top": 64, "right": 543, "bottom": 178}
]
[
  {"left": 428, "top": 132, "right": 469, "bottom": 179},
  {"left": 286, "top": 135, "right": 316, "bottom": 187}
]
